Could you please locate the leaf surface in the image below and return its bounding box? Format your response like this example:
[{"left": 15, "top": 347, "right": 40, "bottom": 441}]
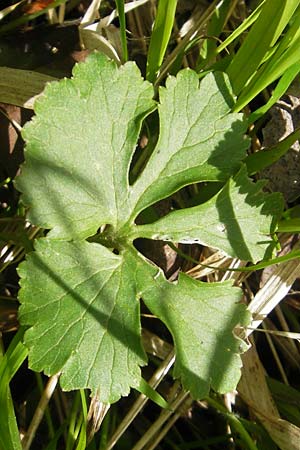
[
  {"left": 16, "top": 53, "right": 278, "bottom": 402},
  {"left": 141, "top": 271, "right": 250, "bottom": 399},
  {"left": 16, "top": 53, "right": 156, "bottom": 239},
  {"left": 130, "top": 70, "right": 250, "bottom": 218},
  {"left": 133, "top": 166, "right": 283, "bottom": 262},
  {"left": 18, "top": 239, "right": 146, "bottom": 403},
  {"left": 16, "top": 54, "right": 249, "bottom": 238}
]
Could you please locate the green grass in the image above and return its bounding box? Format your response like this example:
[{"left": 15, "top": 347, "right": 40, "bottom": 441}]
[
  {"left": 0, "top": 328, "right": 27, "bottom": 450},
  {"left": 146, "top": 0, "right": 177, "bottom": 82}
]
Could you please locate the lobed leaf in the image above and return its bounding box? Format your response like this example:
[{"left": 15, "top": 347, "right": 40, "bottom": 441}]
[
  {"left": 132, "top": 166, "right": 283, "bottom": 263},
  {"left": 16, "top": 54, "right": 249, "bottom": 239},
  {"left": 16, "top": 53, "right": 156, "bottom": 239},
  {"left": 16, "top": 53, "right": 279, "bottom": 402},
  {"left": 18, "top": 239, "right": 146, "bottom": 403},
  {"left": 129, "top": 69, "right": 249, "bottom": 219},
  {"left": 140, "top": 271, "right": 250, "bottom": 399}
]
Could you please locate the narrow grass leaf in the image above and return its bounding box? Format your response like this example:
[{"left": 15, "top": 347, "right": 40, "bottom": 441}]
[
  {"left": 267, "top": 377, "right": 300, "bottom": 415},
  {"left": 244, "top": 127, "right": 300, "bottom": 175},
  {"left": 248, "top": 63, "right": 300, "bottom": 123},
  {"left": 240, "top": 250, "right": 300, "bottom": 272},
  {"left": 66, "top": 392, "right": 81, "bottom": 450},
  {"left": 166, "top": 243, "right": 300, "bottom": 274},
  {"left": 227, "top": 0, "right": 299, "bottom": 95},
  {"left": 216, "top": 1, "right": 265, "bottom": 54},
  {"left": 0, "top": 67, "right": 56, "bottom": 109},
  {"left": 0, "top": 328, "right": 27, "bottom": 450},
  {"left": 277, "top": 219, "right": 300, "bottom": 233},
  {"left": 234, "top": 13, "right": 300, "bottom": 111},
  {"left": 136, "top": 378, "right": 171, "bottom": 410},
  {"left": 206, "top": 397, "right": 259, "bottom": 450},
  {"left": 0, "top": 387, "right": 22, "bottom": 450},
  {"left": 146, "top": 0, "right": 177, "bottom": 82},
  {"left": 0, "top": 0, "right": 24, "bottom": 20},
  {"left": 235, "top": 42, "right": 300, "bottom": 111},
  {"left": 44, "top": 424, "right": 67, "bottom": 450},
  {"left": 114, "top": 0, "right": 128, "bottom": 61},
  {"left": 198, "top": 0, "right": 233, "bottom": 69},
  {"left": 0, "top": 327, "right": 28, "bottom": 382},
  {"left": 74, "top": 391, "right": 87, "bottom": 450}
]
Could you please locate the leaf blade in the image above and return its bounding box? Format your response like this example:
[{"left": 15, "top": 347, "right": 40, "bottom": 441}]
[
  {"left": 130, "top": 70, "right": 249, "bottom": 219},
  {"left": 146, "top": 0, "right": 177, "bottom": 82},
  {"left": 141, "top": 271, "right": 250, "bottom": 399},
  {"left": 15, "top": 53, "right": 268, "bottom": 404},
  {"left": 18, "top": 239, "right": 147, "bottom": 403},
  {"left": 134, "top": 166, "right": 283, "bottom": 263},
  {"left": 16, "top": 53, "right": 155, "bottom": 238}
]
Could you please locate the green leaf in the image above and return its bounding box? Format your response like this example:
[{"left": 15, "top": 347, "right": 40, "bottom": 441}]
[
  {"left": 232, "top": 3, "right": 300, "bottom": 112},
  {"left": 146, "top": 0, "right": 178, "bottom": 82},
  {"left": 136, "top": 378, "right": 171, "bottom": 410},
  {"left": 141, "top": 271, "right": 250, "bottom": 399},
  {"left": 244, "top": 127, "right": 300, "bottom": 175},
  {"left": 115, "top": 0, "right": 128, "bottom": 62},
  {"left": 18, "top": 239, "right": 147, "bottom": 403},
  {"left": 16, "top": 53, "right": 156, "bottom": 239},
  {"left": 0, "top": 328, "right": 27, "bottom": 450},
  {"left": 129, "top": 69, "right": 249, "bottom": 219},
  {"left": 16, "top": 55, "right": 249, "bottom": 239},
  {"left": 16, "top": 53, "right": 276, "bottom": 403},
  {"left": 277, "top": 219, "right": 300, "bottom": 233},
  {"left": 133, "top": 166, "right": 282, "bottom": 263},
  {"left": 216, "top": 1, "right": 265, "bottom": 55},
  {"left": 247, "top": 63, "right": 300, "bottom": 123},
  {"left": 227, "top": 0, "right": 299, "bottom": 95}
]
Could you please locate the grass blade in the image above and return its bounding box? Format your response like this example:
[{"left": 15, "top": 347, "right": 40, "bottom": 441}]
[
  {"left": 136, "top": 378, "right": 171, "bottom": 410},
  {"left": 0, "top": 327, "right": 28, "bottom": 384},
  {"left": 248, "top": 63, "right": 300, "bottom": 123},
  {"left": 234, "top": 32, "right": 300, "bottom": 111},
  {"left": 277, "top": 219, "right": 300, "bottom": 233},
  {"left": 0, "top": 0, "right": 24, "bottom": 20},
  {"left": 227, "top": 0, "right": 300, "bottom": 95},
  {"left": 115, "top": 0, "right": 128, "bottom": 61},
  {"left": 0, "top": 328, "right": 28, "bottom": 450},
  {"left": 206, "top": 397, "right": 259, "bottom": 450},
  {"left": 197, "top": 0, "right": 232, "bottom": 70},
  {"left": 146, "top": 0, "right": 177, "bottom": 82},
  {"left": 216, "top": 1, "right": 265, "bottom": 54},
  {"left": 0, "top": 388, "right": 22, "bottom": 450},
  {"left": 244, "top": 127, "right": 300, "bottom": 175},
  {"left": 74, "top": 391, "right": 87, "bottom": 450}
]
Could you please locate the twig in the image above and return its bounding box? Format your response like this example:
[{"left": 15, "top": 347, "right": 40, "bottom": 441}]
[{"left": 22, "top": 374, "right": 60, "bottom": 450}]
